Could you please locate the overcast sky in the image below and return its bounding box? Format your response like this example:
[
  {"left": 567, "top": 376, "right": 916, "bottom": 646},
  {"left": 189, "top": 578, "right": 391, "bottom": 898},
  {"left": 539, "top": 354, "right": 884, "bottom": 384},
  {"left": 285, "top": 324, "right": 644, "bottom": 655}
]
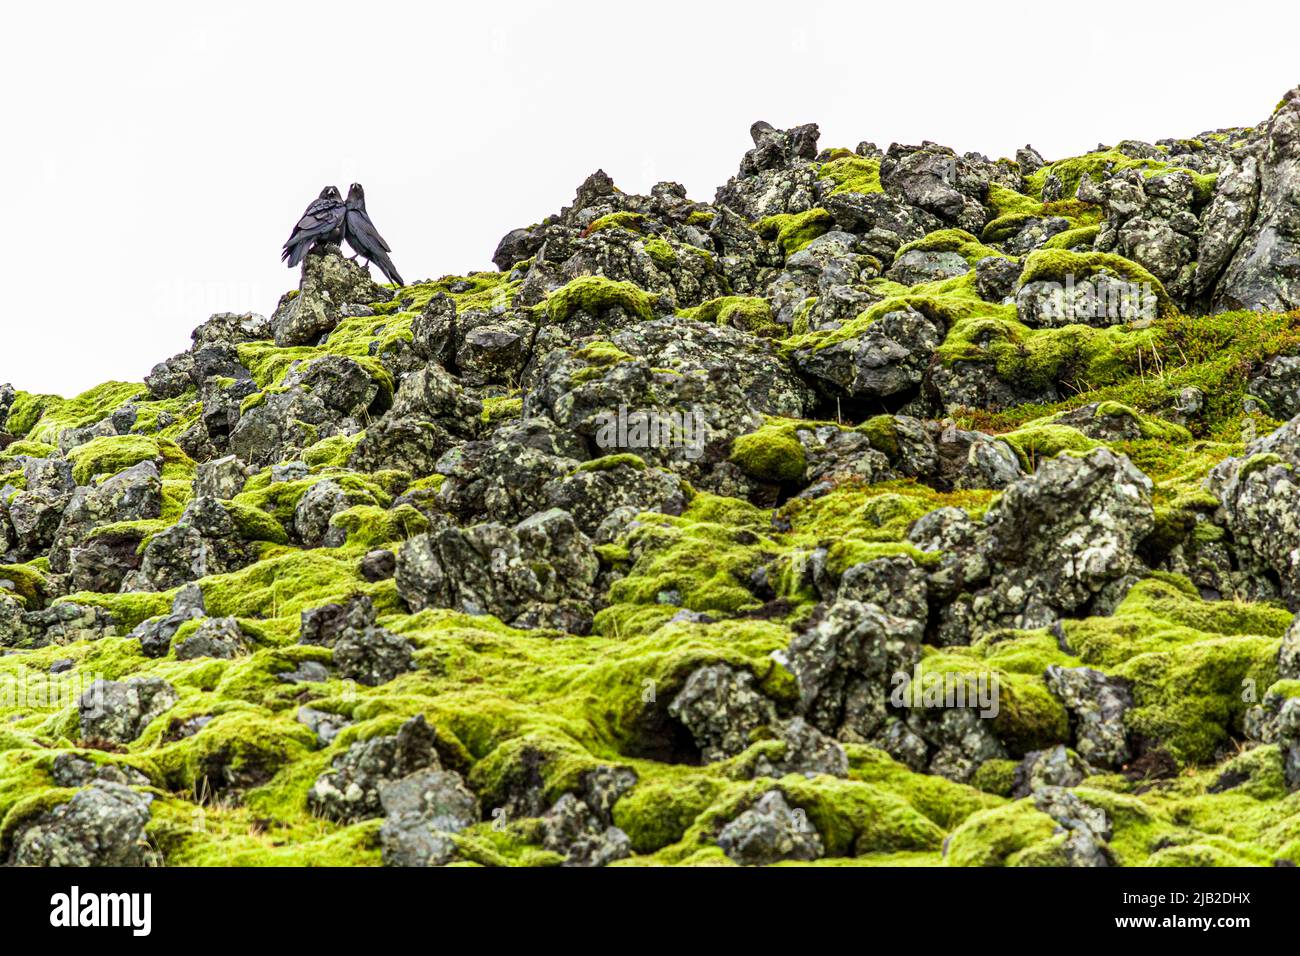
[{"left": 1, "top": 0, "right": 1294, "bottom": 396}]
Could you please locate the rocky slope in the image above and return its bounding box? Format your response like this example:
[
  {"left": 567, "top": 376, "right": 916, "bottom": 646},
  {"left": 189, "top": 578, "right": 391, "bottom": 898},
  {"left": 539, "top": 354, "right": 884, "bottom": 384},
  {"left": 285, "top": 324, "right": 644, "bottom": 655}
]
[{"left": 3, "top": 89, "right": 1300, "bottom": 867}]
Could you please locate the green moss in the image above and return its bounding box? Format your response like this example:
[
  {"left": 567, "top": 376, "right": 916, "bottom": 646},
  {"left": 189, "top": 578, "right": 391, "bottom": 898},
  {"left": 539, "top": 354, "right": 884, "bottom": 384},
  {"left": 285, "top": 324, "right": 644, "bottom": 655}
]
[
  {"left": 17, "top": 382, "right": 149, "bottom": 445},
  {"left": 679, "top": 296, "right": 781, "bottom": 338},
  {"left": 585, "top": 211, "right": 645, "bottom": 235},
  {"left": 1001, "top": 423, "right": 1099, "bottom": 468},
  {"left": 223, "top": 501, "right": 291, "bottom": 546},
  {"left": 643, "top": 237, "right": 676, "bottom": 269},
  {"left": 943, "top": 800, "right": 1059, "bottom": 866},
  {"left": 1043, "top": 224, "right": 1101, "bottom": 250},
  {"left": 729, "top": 421, "right": 807, "bottom": 484},
  {"left": 897, "top": 229, "right": 1008, "bottom": 267},
  {"left": 302, "top": 434, "right": 364, "bottom": 470},
  {"left": 543, "top": 276, "right": 656, "bottom": 323},
  {"left": 1058, "top": 577, "right": 1288, "bottom": 764},
  {"left": 779, "top": 479, "right": 993, "bottom": 577},
  {"left": 858, "top": 415, "right": 901, "bottom": 458},
  {"left": 480, "top": 396, "right": 524, "bottom": 425},
  {"left": 613, "top": 773, "right": 725, "bottom": 853},
  {"left": 970, "top": 759, "right": 1018, "bottom": 797},
  {"left": 788, "top": 270, "right": 1009, "bottom": 354},
  {"left": 0, "top": 563, "right": 46, "bottom": 606},
  {"left": 573, "top": 453, "right": 647, "bottom": 474},
  {"left": 4, "top": 393, "right": 58, "bottom": 438},
  {"left": 817, "top": 155, "right": 882, "bottom": 195},
  {"left": 754, "top": 208, "right": 835, "bottom": 256},
  {"left": 1024, "top": 149, "right": 1206, "bottom": 204},
  {"left": 0, "top": 439, "right": 58, "bottom": 461},
  {"left": 67, "top": 434, "right": 195, "bottom": 485},
  {"left": 937, "top": 312, "right": 1158, "bottom": 397},
  {"left": 598, "top": 494, "right": 775, "bottom": 623},
  {"left": 329, "top": 503, "right": 431, "bottom": 548}
]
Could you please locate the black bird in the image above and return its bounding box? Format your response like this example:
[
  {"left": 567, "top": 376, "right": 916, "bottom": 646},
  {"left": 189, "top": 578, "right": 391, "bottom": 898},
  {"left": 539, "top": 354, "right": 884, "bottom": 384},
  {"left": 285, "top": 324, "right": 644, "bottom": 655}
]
[
  {"left": 281, "top": 186, "right": 346, "bottom": 268},
  {"left": 343, "top": 183, "right": 404, "bottom": 286}
]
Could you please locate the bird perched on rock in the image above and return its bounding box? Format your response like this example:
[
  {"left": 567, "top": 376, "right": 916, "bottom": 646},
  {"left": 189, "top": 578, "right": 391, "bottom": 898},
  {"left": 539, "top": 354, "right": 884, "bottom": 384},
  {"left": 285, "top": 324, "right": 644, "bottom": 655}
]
[
  {"left": 282, "top": 186, "right": 346, "bottom": 268},
  {"left": 343, "top": 183, "right": 404, "bottom": 286}
]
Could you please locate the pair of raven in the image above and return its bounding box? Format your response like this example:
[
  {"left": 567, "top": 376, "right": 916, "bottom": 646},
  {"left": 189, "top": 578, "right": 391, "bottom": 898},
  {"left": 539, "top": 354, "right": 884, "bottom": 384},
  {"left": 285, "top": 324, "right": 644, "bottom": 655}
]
[{"left": 282, "top": 183, "right": 404, "bottom": 286}]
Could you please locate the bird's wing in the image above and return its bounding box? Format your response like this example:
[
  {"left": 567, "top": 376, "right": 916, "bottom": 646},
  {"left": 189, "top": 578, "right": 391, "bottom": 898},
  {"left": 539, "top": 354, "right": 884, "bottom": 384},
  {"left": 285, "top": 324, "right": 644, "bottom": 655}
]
[
  {"left": 347, "top": 208, "right": 392, "bottom": 253},
  {"left": 284, "top": 199, "right": 345, "bottom": 250}
]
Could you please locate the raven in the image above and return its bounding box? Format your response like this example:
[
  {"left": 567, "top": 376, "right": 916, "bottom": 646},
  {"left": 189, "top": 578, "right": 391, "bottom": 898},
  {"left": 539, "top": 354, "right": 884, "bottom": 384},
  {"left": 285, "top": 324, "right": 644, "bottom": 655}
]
[
  {"left": 343, "top": 183, "right": 404, "bottom": 286},
  {"left": 282, "top": 186, "right": 346, "bottom": 268}
]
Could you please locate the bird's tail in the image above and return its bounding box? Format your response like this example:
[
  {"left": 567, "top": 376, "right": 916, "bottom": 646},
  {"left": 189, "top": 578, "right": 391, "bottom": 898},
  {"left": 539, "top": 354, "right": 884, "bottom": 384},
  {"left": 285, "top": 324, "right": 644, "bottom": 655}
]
[
  {"left": 283, "top": 240, "right": 307, "bottom": 268},
  {"left": 374, "top": 252, "right": 403, "bottom": 287}
]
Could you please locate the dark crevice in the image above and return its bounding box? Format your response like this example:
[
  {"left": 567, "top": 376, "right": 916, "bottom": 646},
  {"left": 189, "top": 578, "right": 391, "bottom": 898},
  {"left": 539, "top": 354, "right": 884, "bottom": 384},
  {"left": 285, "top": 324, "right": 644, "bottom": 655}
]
[{"left": 806, "top": 383, "right": 925, "bottom": 427}]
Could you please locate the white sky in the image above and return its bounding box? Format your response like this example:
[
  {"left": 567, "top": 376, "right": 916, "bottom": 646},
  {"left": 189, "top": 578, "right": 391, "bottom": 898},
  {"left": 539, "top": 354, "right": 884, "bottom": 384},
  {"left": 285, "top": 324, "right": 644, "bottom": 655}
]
[{"left": 1, "top": 0, "right": 1295, "bottom": 396}]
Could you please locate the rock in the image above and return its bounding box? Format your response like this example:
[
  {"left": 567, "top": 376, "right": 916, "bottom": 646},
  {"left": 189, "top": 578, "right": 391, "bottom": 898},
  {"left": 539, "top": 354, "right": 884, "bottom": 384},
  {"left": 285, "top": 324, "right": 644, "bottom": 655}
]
[
  {"left": 49, "top": 753, "right": 150, "bottom": 788},
  {"left": 1033, "top": 786, "right": 1113, "bottom": 867},
  {"left": 791, "top": 306, "right": 944, "bottom": 400},
  {"left": 1011, "top": 745, "right": 1089, "bottom": 797},
  {"left": 271, "top": 249, "right": 392, "bottom": 346},
  {"left": 836, "top": 555, "right": 929, "bottom": 623},
  {"left": 750, "top": 717, "right": 849, "bottom": 779},
  {"left": 283, "top": 354, "right": 378, "bottom": 419},
  {"left": 79, "top": 677, "right": 178, "bottom": 745},
  {"left": 667, "top": 663, "right": 777, "bottom": 762},
  {"left": 6, "top": 457, "right": 75, "bottom": 556},
  {"left": 348, "top": 417, "right": 454, "bottom": 477},
  {"left": 974, "top": 448, "right": 1154, "bottom": 631},
  {"left": 8, "top": 782, "right": 155, "bottom": 866},
  {"left": 297, "top": 594, "right": 412, "bottom": 685},
  {"left": 228, "top": 384, "right": 352, "bottom": 469},
  {"left": 396, "top": 508, "right": 599, "bottom": 632},
  {"left": 129, "top": 582, "right": 207, "bottom": 658},
  {"left": 716, "top": 790, "right": 824, "bottom": 865},
  {"left": 174, "top": 616, "right": 247, "bottom": 660},
  {"left": 190, "top": 311, "right": 271, "bottom": 348},
  {"left": 783, "top": 599, "right": 922, "bottom": 742},
  {"left": 539, "top": 793, "right": 633, "bottom": 868},
  {"left": 293, "top": 479, "right": 355, "bottom": 548},
  {"left": 1206, "top": 87, "right": 1300, "bottom": 313},
  {"left": 1207, "top": 415, "right": 1300, "bottom": 606},
  {"left": 334, "top": 622, "right": 414, "bottom": 687},
  {"left": 308, "top": 715, "right": 443, "bottom": 822},
  {"left": 360, "top": 549, "right": 397, "bottom": 582},
  {"left": 887, "top": 249, "right": 969, "bottom": 285},
  {"left": 50, "top": 460, "right": 162, "bottom": 575},
  {"left": 1280, "top": 613, "right": 1300, "bottom": 680},
  {"left": 879, "top": 142, "right": 991, "bottom": 233},
  {"left": 714, "top": 121, "right": 821, "bottom": 221},
  {"left": 277, "top": 660, "right": 330, "bottom": 684},
  {"left": 1016, "top": 272, "right": 1160, "bottom": 328},
  {"left": 1044, "top": 666, "right": 1131, "bottom": 769},
  {"left": 1247, "top": 356, "right": 1300, "bottom": 420},
  {"left": 297, "top": 706, "right": 351, "bottom": 747},
  {"left": 68, "top": 531, "right": 146, "bottom": 594},
  {"left": 193, "top": 455, "right": 250, "bottom": 499},
  {"left": 378, "top": 768, "right": 479, "bottom": 867},
  {"left": 543, "top": 460, "right": 686, "bottom": 540},
  {"left": 1090, "top": 168, "right": 1198, "bottom": 306},
  {"left": 135, "top": 497, "right": 256, "bottom": 591},
  {"left": 975, "top": 255, "right": 1022, "bottom": 302}
]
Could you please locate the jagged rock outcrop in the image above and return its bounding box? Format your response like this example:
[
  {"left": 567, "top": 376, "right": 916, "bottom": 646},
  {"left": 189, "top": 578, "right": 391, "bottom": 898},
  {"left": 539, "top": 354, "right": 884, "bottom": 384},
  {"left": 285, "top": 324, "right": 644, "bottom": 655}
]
[{"left": 4, "top": 88, "right": 1300, "bottom": 870}]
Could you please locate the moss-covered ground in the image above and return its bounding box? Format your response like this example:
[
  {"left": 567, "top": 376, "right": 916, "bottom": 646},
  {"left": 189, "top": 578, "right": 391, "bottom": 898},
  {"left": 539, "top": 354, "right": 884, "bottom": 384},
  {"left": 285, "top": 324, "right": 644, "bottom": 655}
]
[{"left": 4, "top": 127, "right": 1300, "bottom": 868}]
